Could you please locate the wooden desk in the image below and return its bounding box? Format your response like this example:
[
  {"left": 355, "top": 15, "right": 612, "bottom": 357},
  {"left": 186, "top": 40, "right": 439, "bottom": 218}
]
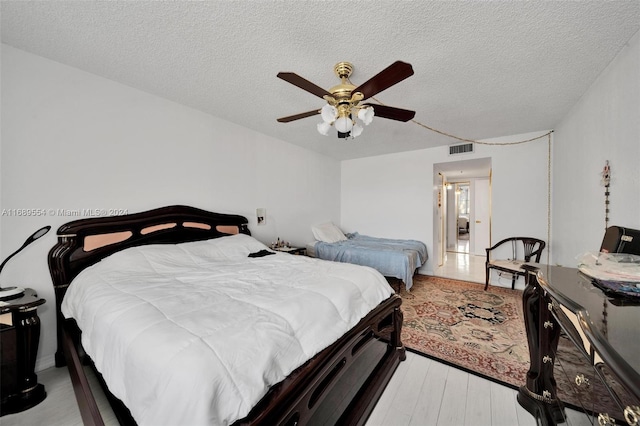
[{"left": 517, "top": 265, "right": 639, "bottom": 425}]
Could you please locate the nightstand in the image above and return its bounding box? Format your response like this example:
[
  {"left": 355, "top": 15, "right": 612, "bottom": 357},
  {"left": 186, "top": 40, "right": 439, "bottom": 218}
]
[
  {"left": 1, "top": 288, "right": 46, "bottom": 416},
  {"left": 271, "top": 246, "right": 306, "bottom": 256}
]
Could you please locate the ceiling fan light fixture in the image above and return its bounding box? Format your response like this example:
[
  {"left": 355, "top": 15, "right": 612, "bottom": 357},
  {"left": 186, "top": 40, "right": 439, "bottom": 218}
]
[
  {"left": 358, "top": 106, "right": 374, "bottom": 125},
  {"left": 277, "top": 61, "right": 415, "bottom": 140},
  {"left": 317, "top": 121, "right": 332, "bottom": 136},
  {"left": 334, "top": 116, "right": 353, "bottom": 133},
  {"left": 321, "top": 104, "right": 338, "bottom": 124},
  {"left": 351, "top": 123, "right": 363, "bottom": 138}
]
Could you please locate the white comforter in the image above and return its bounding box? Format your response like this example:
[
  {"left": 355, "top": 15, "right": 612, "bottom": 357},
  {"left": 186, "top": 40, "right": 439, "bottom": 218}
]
[{"left": 61, "top": 234, "right": 392, "bottom": 426}]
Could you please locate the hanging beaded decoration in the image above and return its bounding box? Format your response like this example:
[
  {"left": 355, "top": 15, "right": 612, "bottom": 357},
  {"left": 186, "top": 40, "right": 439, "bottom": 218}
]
[{"left": 601, "top": 160, "right": 611, "bottom": 230}]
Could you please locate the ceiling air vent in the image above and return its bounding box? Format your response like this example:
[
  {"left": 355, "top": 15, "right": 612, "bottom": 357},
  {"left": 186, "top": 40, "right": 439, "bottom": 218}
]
[{"left": 449, "top": 143, "right": 474, "bottom": 155}]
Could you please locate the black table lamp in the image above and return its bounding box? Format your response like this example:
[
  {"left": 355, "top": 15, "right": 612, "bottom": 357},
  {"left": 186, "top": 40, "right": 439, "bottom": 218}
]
[{"left": 0, "top": 225, "right": 51, "bottom": 300}]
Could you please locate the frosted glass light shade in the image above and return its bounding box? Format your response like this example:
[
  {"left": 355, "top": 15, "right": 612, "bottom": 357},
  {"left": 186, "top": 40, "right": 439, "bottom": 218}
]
[
  {"left": 317, "top": 121, "right": 331, "bottom": 135},
  {"left": 351, "top": 123, "right": 363, "bottom": 137},
  {"left": 334, "top": 116, "right": 353, "bottom": 133},
  {"left": 321, "top": 104, "right": 338, "bottom": 123},
  {"left": 358, "top": 106, "right": 374, "bottom": 125}
]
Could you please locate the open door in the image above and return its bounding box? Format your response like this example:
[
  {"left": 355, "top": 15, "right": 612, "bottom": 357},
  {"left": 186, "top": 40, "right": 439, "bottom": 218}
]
[{"left": 472, "top": 177, "right": 491, "bottom": 255}]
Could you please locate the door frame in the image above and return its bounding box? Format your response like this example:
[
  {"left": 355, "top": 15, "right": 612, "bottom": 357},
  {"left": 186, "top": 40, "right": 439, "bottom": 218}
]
[{"left": 434, "top": 158, "right": 492, "bottom": 265}]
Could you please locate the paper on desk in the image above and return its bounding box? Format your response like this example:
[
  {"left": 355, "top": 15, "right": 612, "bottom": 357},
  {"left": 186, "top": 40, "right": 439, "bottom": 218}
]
[{"left": 577, "top": 252, "right": 640, "bottom": 281}]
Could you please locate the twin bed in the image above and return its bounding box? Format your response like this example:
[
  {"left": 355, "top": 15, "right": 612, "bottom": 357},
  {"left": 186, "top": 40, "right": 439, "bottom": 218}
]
[
  {"left": 307, "top": 223, "right": 428, "bottom": 290},
  {"left": 48, "top": 205, "right": 406, "bottom": 426}
]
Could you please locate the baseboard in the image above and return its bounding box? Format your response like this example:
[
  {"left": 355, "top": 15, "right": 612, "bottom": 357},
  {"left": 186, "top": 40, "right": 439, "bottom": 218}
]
[
  {"left": 417, "top": 267, "right": 432, "bottom": 276},
  {"left": 35, "top": 353, "right": 57, "bottom": 372}
]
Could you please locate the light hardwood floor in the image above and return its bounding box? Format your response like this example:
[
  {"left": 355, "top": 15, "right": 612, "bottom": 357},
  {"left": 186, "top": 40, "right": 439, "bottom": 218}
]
[
  {"left": 366, "top": 351, "right": 592, "bottom": 426},
  {"left": 1, "top": 364, "right": 117, "bottom": 426},
  {"left": 3, "top": 351, "right": 592, "bottom": 426},
  {"left": 4, "top": 254, "right": 592, "bottom": 426}
]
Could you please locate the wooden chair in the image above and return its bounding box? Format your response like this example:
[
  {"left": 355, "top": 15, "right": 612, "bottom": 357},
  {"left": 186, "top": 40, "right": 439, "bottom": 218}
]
[{"left": 485, "top": 237, "right": 546, "bottom": 290}]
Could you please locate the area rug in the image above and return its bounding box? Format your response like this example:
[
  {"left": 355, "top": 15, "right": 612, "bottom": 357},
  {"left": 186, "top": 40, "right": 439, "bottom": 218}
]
[
  {"left": 395, "top": 275, "right": 622, "bottom": 418},
  {"left": 396, "top": 275, "right": 528, "bottom": 387}
]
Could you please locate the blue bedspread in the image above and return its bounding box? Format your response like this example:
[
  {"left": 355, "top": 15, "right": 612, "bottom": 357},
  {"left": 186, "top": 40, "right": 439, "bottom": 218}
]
[{"left": 314, "top": 233, "right": 428, "bottom": 290}]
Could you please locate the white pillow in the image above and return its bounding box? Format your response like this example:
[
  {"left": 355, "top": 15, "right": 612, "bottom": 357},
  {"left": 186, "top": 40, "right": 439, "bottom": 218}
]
[{"left": 312, "top": 222, "right": 347, "bottom": 243}]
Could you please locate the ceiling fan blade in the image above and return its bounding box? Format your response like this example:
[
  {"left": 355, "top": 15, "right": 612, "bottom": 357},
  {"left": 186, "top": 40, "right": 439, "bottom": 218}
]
[
  {"left": 364, "top": 104, "right": 416, "bottom": 122},
  {"left": 277, "top": 109, "right": 320, "bottom": 123},
  {"left": 277, "top": 72, "right": 333, "bottom": 99},
  {"left": 352, "top": 61, "right": 414, "bottom": 100}
]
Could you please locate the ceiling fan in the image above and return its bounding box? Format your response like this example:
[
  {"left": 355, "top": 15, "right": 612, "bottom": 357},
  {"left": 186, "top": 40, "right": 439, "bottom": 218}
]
[{"left": 277, "top": 61, "right": 416, "bottom": 138}]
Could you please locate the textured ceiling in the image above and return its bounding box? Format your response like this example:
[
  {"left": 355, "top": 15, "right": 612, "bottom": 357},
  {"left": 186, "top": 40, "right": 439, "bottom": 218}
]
[{"left": 2, "top": 1, "right": 639, "bottom": 160}]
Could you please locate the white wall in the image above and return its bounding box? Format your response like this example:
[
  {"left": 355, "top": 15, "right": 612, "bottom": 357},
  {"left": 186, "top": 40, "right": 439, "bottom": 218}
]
[
  {"left": 341, "top": 28, "right": 639, "bottom": 276},
  {"left": 341, "top": 131, "right": 550, "bottom": 275},
  {"left": 0, "top": 45, "right": 341, "bottom": 370},
  {"left": 553, "top": 30, "right": 640, "bottom": 267}
]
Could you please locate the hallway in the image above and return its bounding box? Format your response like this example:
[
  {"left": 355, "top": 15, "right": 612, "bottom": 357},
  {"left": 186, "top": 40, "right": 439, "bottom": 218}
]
[
  {"left": 431, "top": 250, "right": 531, "bottom": 291},
  {"left": 432, "top": 251, "right": 485, "bottom": 284}
]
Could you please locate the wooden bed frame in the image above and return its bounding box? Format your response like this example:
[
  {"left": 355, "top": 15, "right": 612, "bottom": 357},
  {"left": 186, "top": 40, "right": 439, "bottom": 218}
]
[{"left": 47, "top": 205, "right": 406, "bottom": 426}]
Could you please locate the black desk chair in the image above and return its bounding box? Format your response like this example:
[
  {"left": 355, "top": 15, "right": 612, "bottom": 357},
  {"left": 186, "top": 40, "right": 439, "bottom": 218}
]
[{"left": 485, "top": 237, "right": 546, "bottom": 290}]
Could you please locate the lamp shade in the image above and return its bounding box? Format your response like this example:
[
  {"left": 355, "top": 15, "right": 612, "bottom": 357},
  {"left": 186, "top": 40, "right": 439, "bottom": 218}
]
[
  {"left": 321, "top": 104, "right": 338, "bottom": 124},
  {"left": 334, "top": 116, "right": 353, "bottom": 133},
  {"left": 358, "top": 106, "right": 374, "bottom": 125},
  {"left": 351, "top": 123, "right": 363, "bottom": 137},
  {"left": 317, "top": 121, "right": 331, "bottom": 135}
]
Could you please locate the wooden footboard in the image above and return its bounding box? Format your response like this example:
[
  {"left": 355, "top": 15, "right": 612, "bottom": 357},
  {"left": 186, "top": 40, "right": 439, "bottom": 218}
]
[
  {"left": 60, "top": 295, "right": 404, "bottom": 426},
  {"left": 235, "top": 294, "right": 405, "bottom": 426}
]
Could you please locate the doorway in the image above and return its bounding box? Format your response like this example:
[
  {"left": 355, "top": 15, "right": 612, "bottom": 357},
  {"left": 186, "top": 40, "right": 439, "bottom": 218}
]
[
  {"left": 433, "top": 158, "right": 492, "bottom": 283},
  {"left": 445, "top": 181, "right": 470, "bottom": 254},
  {"left": 454, "top": 182, "right": 470, "bottom": 254}
]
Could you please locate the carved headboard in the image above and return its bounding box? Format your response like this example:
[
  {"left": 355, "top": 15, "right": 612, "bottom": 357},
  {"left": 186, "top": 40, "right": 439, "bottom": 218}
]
[{"left": 48, "top": 205, "right": 250, "bottom": 292}]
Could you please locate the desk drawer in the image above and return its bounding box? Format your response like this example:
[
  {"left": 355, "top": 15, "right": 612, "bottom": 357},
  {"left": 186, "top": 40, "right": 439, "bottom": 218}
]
[
  {"left": 550, "top": 300, "right": 638, "bottom": 425},
  {"left": 596, "top": 363, "right": 639, "bottom": 425},
  {"left": 553, "top": 335, "right": 620, "bottom": 423}
]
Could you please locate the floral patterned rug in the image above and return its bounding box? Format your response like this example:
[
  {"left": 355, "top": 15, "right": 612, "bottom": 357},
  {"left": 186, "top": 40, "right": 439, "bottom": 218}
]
[
  {"left": 394, "top": 274, "right": 625, "bottom": 419},
  {"left": 395, "top": 275, "right": 528, "bottom": 387}
]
